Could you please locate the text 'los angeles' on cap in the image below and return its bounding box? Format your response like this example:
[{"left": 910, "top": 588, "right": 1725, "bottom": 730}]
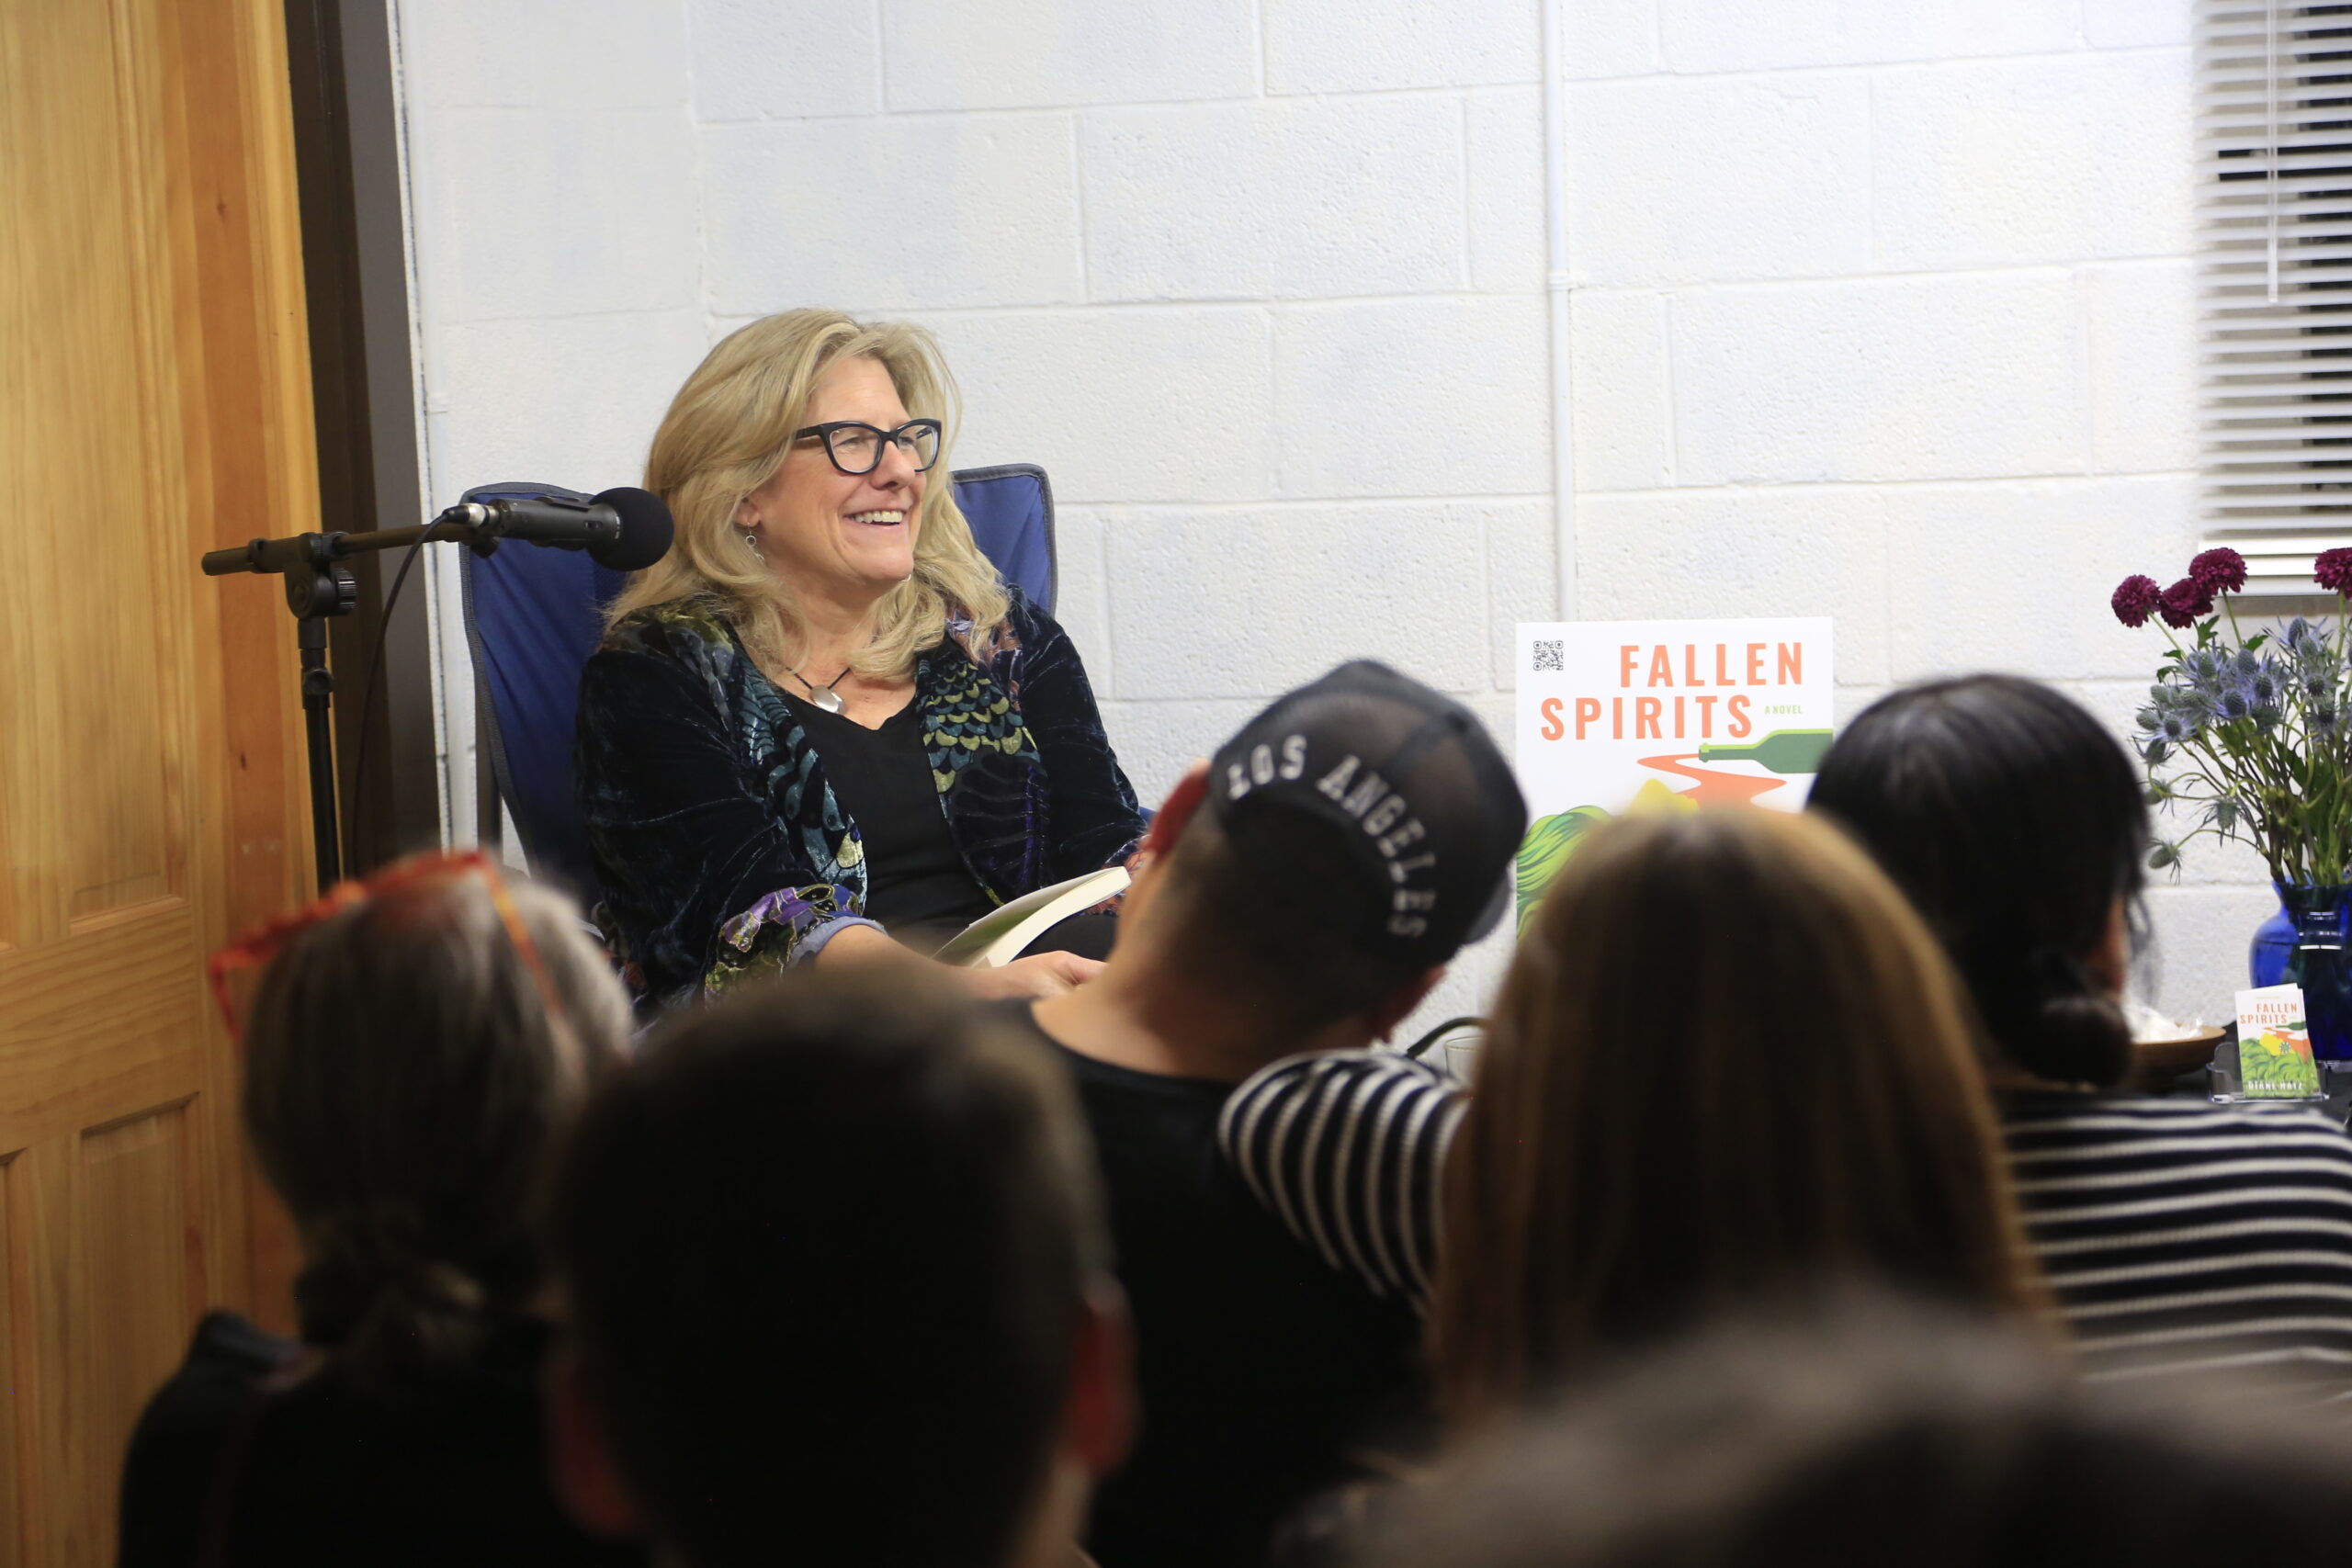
[{"left": 1208, "top": 660, "right": 1528, "bottom": 968}]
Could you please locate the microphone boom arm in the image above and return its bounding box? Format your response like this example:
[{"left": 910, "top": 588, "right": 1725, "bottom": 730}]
[{"left": 198, "top": 509, "right": 493, "bottom": 578}]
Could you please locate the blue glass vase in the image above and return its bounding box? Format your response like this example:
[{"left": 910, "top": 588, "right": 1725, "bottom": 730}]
[{"left": 2250, "top": 885, "right": 2352, "bottom": 1062}]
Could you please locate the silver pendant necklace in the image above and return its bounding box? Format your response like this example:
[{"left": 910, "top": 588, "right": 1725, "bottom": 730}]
[{"left": 786, "top": 661, "right": 852, "bottom": 715}]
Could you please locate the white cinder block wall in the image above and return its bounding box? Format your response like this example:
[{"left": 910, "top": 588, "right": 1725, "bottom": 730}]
[{"left": 394, "top": 0, "right": 2263, "bottom": 1034}]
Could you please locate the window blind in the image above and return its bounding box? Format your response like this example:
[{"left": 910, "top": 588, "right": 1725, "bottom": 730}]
[{"left": 2199, "top": 2, "right": 2352, "bottom": 592}]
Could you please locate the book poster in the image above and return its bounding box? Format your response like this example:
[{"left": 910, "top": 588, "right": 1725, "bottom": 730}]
[{"left": 1513, "top": 618, "right": 1835, "bottom": 929}]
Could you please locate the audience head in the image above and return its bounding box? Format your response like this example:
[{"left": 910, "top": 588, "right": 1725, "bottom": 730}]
[
  {"left": 1125, "top": 660, "right": 1528, "bottom": 1043},
  {"left": 546, "top": 970, "right": 1131, "bottom": 1568},
  {"left": 614, "top": 307, "right": 1009, "bottom": 672},
  {"left": 235, "top": 855, "right": 630, "bottom": 1385},
  {"left": 1368, "top": 1299, "right": 2352, "bottom": 1568},
  {"left": 1429, "top": 808, "right": 2039, "bottom": 1432},
  {"left": 1809, "top": 674, "right": 2149, "bottom": 1089}
]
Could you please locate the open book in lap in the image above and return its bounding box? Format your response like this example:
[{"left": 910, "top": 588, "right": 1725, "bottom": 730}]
[{"left": 933, "top": 865, "right": 1129, "bottom": 969}]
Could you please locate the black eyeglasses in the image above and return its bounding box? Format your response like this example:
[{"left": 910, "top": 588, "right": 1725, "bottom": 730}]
[{"left": 793, "top": 419, "right": 943, "bottom": 476}]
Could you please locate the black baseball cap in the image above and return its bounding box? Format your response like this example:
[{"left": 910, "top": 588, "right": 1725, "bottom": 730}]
[{"left": 1208, "top": 661, "right": 1528, "bottom": 967}]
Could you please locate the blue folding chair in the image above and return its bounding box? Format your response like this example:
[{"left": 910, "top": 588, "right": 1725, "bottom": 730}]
[{"left": 460, "top": 464, "right": 1058, "bottom": 896}]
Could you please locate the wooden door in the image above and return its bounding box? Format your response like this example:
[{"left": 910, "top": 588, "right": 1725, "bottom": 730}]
[{"left": 0, "top": 0, "right": 317, "bottom": 1560}]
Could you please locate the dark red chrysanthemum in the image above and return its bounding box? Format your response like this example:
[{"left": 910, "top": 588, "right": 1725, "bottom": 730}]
[
  {"left": 2158, "top": 577, "right": 2212, "bottom": 629},
  {"left": 2319, "top": 547, "right": 2352, "bottom": 594},
  {"left": 2110, "top": 574, "right": 2163, "bottom": 628},
  {"left": 2189, "top": 547, "right": 2248, "bottom": 595}
]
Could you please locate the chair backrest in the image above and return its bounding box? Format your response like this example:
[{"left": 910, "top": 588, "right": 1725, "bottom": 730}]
[
  {"left": 461, "top": 467, "right": 1057, "bottom": 894},
  {"left": 950, "top": 463, "right": 1056, "bottom": 615}
]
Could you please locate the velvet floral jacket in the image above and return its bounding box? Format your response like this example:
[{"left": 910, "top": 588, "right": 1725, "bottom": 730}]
[{"left": 575, "top": 589, "right": 1146, "bottom": 1010}]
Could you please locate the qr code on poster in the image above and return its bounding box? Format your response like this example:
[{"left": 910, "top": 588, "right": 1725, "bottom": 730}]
[{"left": 1532, "top": 639, "right": 1564, "bottom": 673}]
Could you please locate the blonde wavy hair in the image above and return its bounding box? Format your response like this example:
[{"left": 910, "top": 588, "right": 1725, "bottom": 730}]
[{"left": 605, "top": 310, "right": 1011, "bottom": 677}]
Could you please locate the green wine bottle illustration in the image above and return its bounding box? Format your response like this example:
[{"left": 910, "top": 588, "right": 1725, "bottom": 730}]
[{"left": 1696, "top": 728, "right": 1833, "bottom": 774}]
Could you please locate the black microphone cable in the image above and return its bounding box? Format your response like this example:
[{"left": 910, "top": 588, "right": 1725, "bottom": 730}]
[{"left": 345, "top": 533, "right": 430, "bottom": 877}]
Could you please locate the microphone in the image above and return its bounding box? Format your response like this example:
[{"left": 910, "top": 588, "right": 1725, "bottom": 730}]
[
  {"left": 444, "top": 487, "right": 673, "bottom": 571},
  {"left": 200, "top": 485, "right": 674, "bottom": 578}
]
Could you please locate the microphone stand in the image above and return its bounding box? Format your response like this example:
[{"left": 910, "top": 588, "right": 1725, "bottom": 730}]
[{"left": 200, "top": 513, "right": 492, "bottom": 892}]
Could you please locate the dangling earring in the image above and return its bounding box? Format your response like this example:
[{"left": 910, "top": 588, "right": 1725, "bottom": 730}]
[{"left": 742, "top": 530, "right": 762, "bottom": 558}]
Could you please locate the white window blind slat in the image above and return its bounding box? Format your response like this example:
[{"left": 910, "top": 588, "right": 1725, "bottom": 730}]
[{"left": 2197, "top": 1, "right": 2352, "bottom": 592}]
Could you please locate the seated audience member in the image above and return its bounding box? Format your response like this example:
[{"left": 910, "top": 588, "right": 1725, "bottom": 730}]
[
  {"left": 118, "top": 853, "right": 639, "bottom": 1568},
  {"left": 1358, "top": 1300, "right": 2352, "bottom": 1568},
  {"left": 542, "top": 971, "right": 1133, "bottom": 1568},
  {"left": 1007, "top": 660, "right": 1527, "bottom": 1568},
  {"left": 1808, "top": 675, "right": 2352, "bottom": 1385},
  {"left": 1219, "top": 809, "right": 2043, "bottom": 1436}
]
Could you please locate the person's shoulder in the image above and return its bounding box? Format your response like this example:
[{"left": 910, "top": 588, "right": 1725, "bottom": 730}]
[
  {"left": 1225, "top": 1048, "right": 1461, "bottom": 1128},
  {"left": 118, "top": 1313, "right": 299, "bottom": 1568},
  {"left": 998, "top": 582, "right": 1052, "bottom": 637},
  {"left": 144, "top": 1310, "right": 295, "bottom": 1422},
  {"left": 1245, "top": 1048, "right": 1457, "bottom": 1096},
  {"left": 941, "top": 583, "right": 1053, "bottom": 662},
  {"left": 2003, "top": 1089, "right": 2352, "bottom": 1159},
  {"left": 123, "top": 1312, "right": 296, "bottom": 1481},
  {"left": 1000, "top": 1002, "right": 1232, "bottom": 1123},
  {"left": 599, "top": 595, "right": 737, "bottom": 661}
]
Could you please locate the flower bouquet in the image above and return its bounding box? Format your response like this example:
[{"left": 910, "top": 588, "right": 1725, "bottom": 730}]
[{"left": 2111, "top": 546, "right": 2352, "bottom": 1057}]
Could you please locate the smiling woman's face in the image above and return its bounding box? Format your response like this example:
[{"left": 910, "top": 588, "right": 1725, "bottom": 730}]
[{"left": 737, "top": 354, "right": 925, "bottom": 604}]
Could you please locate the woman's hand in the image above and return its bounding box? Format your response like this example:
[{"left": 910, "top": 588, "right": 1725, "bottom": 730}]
[
  {"left": 818, "top": 923, "right": 1102, "bottom": 998},
  {"left": 952, "top": 951, "right": 1105, "bottom": 1000}
]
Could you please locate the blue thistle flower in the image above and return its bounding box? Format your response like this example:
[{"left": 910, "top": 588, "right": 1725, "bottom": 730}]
[{"left": 2219, "top": 686, "right": 2255, "bottom": 722}]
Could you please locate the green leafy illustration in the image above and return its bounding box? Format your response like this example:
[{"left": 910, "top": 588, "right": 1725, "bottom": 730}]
[
  {"left": 2239, "top": 1026, "right": 2321, "bottom": 1099},
  {"left": 1516, "top": 808, "right": 1611, "bottom": 935}
]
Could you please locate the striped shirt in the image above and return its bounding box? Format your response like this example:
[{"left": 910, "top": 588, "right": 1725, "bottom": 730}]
[
  {"left": 2003, "top": 1089, "right": 2352, "bottom": 1388},
  {"left": 1217, "top": 1050, "right": 1464, "bottom": 1310},
  {"left": 1219, "top": 1055, "right": 2352, "bottom": 1391}
]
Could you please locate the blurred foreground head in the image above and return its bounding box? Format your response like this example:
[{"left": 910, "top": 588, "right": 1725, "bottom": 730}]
[
  {"left": 1366, "top": 1297, "right": 2352, "bottom": 1568},
  {"left": 240, "top": 857, "right": 631, "bottom": 1384},
  {"left": 1809, "top": 674, "right": 2150, "bottom": 1089},
  {"left": 1430, "top": 808, "right": 2041, "bottom": 1430},
  {"left": 545, "top": 971, "right": 1131, "bottom": 1568}
]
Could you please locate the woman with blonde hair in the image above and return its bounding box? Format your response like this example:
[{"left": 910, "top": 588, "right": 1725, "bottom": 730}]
[
  {"left": 579, "top": 310, "right": 1145, "bottom": 1011},
  {"left": 1220, "top": 808, "right": 2046, "bottom": 1437}
]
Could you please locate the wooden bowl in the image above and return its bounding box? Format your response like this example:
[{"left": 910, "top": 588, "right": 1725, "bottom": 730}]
[{"left": 2126, "top": 1026, "right": 2230, "bottom": 1090}]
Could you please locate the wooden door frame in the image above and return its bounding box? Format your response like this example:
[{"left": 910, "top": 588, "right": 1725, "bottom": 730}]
[{"left": 282, "top": 0, "right": 440, "bottom": 875}]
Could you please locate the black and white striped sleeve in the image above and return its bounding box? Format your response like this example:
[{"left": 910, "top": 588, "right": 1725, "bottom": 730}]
[{"left": 1217, "top": 1049, "right": 1467, "bottom": 1311}]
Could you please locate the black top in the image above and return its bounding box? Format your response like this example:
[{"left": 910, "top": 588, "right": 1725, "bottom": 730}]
[
  {"left": 119, "top": 1310, "right": 643, "bottom": 1568},
  {"left": 576, "top": 592, "right": 1146, "bottom": 1006},
  {"left": 1001, "top": 1007, "right": 1426, "bottom": 1568},
  {"left": 785, "top": 691, "right": 996, "bottom": 950}
]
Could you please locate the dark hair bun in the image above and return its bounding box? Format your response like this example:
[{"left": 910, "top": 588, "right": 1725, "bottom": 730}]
[
  {"left": 294, "top": 1210, "right": 503, "bottom": 1385},
  {"left": 1984, "top": 949, "right": 2132, "bottom": 1089}
]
